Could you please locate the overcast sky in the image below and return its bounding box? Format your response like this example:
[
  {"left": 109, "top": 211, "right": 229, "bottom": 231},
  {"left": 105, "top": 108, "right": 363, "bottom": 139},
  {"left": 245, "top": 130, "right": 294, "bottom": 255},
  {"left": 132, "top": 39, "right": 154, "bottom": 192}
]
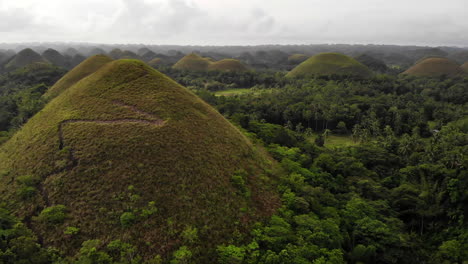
[{"left": 0, "top": 0, "right": 467, "bottom": 46}]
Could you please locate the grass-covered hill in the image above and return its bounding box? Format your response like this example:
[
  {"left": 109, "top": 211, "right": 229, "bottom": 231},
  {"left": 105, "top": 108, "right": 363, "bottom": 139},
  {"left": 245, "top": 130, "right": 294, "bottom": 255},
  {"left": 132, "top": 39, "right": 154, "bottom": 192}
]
[
  {"left": 42, "top": 48, "right": 68, "bottom": 68},
  {"left": 0, "top": 59, "right": 279, "bottom": 261},
  {"left": 402, "top": 57, "right": 466, "bottom": 77},
  {"left": 208, "top": 59, "right": 249, "bottom": 72},
  {"left": 462, "top": 62, "right": 468, "bottom": 73},
  {"left": 3, "top": 48, "right": 48, "bottom": 72},
  {"left": 286, "top": 52, "right": 373, "bottom": 78},
  {"left": 172, "top": 53, "right": 213, "bottom": 71},
  {"left": 44, "top": 55, "right": 113, "bottom": 99},
  {"left": 287, "top": 54, "right": 309, "bottom": 64},
  {"left": 148, "top": 58, "right": 162, "bottom": 67},
  {"left": 355, "top": 54, "right": 389, "bottom": 73}
]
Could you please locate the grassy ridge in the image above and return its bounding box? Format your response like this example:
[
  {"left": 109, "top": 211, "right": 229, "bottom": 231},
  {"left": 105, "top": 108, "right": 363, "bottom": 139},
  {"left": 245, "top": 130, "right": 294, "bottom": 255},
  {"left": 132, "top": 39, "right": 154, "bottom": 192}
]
[
  {"left": 0, "top": 59, "right": 279, "bottom": 260},
  {"left": 44, "top": 55, "right": 113, "bottom": 99},
  {"left": 286, "top": 52, "right": 373, "bottom": 78},
  {"left": 402, "top": 57, "right": 466, "bottom": 77}
]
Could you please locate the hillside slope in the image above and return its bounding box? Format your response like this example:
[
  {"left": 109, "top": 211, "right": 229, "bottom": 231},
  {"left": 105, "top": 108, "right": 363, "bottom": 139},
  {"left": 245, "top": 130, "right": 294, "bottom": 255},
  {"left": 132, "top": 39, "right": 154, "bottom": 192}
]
[
  {"left": 286, "top": 52, "right": 373, "bottom": 78},
  {"left": 402, "top": 57, "right": 465, "bottom": 77},
  {"left": 462, "top": 62, "right": 468, "bottom": 73},
  {"left": 0, "top": 59, "right": 279, "bottom": 260}
]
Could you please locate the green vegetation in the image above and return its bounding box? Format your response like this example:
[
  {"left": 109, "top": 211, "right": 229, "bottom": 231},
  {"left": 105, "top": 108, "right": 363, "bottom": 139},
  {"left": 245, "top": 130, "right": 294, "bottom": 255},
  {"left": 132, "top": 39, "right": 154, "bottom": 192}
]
[
  {"left": 44, "top": 54, "right": 113, "bottom": 99},
  {"left": 402, "top": 57, "right": 466, "bottom": 77},
  {"left": 0, "top": 59, "right": 279, "bottom": 261},
  {"left": 148, "top": 58, "right": 163, "bottom": 67},
  {"left": 214, "top": 88, "right": 251, "bottom": 96},
  {"left": 286, "top": 53, "right": 373, "bottom": 78}
]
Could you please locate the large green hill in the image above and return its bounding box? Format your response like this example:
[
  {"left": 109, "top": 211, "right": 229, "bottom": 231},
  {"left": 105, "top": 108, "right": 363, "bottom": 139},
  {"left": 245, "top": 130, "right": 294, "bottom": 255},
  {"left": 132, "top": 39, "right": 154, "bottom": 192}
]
[
  {"left": 402, "top": 57, "right": 465, "bottom": 77},
  {"left": 44, "top": 54, "right": 113, "bottom": 99},
  {"left": 42, "top": 48, "right": 68, "bottom": 68},
  {"left": 0, "top": 59, "right": 279, "bottom": 261},
  {"left": 4, "top": 48, "right": 47, "bottom": 72},
  {"left": 286, "top": 52, "right": 373, "bottom": 78}
]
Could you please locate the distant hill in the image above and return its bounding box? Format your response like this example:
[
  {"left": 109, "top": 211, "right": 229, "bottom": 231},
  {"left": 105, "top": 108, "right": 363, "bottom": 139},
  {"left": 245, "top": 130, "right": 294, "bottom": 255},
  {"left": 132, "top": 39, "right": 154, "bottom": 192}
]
[
  {"left": 108, "top": 48, "right": 124, "bottom": 59},
  {"left": 173, "top": 53, "right": 213, "bottom": 71},
  {"left": 42, "top": 48, "right": 68, "bottom": 68},
  {"left": 140, "top": 50, "right": 158, "bottom": 62},
  {"left": 355, "top": 54, "right": 388, "bottom": 73},
  {"left": 208, "top": 59, "right": 249, "bottom": 72},
  {"left": 148, "top": 58, "right": 162, "bottom": 67},
  {"left": 70, "top": 54, "right": 86, "bottom": 68},
  {"left": 286, "top": 52, "right": 373, "bottom": 78},
  {"left": 0, "top": 59, "right": 279, "bottom": 260},
  {"left": 288, "top": 54, "right": 309, "bottom": 64},
  {"left": 44, "top": 55, "right": 113, "bottom": 99},
  {"left": 3, "top": 48, "right": 48, "bottom": 72},
  {"left": 402, "top": 57, "right": 466, "bottom": 77}
]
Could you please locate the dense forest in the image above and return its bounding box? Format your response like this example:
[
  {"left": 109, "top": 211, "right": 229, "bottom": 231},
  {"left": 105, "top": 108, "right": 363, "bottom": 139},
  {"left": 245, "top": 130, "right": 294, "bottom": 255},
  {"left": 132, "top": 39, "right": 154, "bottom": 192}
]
[{"left": 0, "top": 45, "right": 466, "bottom": 264}]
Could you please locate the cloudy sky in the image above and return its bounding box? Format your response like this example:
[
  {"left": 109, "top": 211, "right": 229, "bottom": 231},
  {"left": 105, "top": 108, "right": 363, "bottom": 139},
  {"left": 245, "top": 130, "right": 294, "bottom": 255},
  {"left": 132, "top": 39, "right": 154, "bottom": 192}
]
[{"left": 0, "top": 0, "right": 467, "bottom": 46}]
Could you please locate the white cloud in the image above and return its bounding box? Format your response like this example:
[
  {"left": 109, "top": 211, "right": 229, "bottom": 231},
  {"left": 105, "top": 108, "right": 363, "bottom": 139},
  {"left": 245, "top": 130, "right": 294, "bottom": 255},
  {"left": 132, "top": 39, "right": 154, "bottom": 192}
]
[{"left": 0, "top": 0, "right": 467, "bottom": 46}]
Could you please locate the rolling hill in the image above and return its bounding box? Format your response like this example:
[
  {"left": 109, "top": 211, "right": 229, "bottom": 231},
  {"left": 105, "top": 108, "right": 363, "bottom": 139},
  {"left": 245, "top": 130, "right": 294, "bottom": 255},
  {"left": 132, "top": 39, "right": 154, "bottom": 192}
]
[
  {"left": 172, "top": 53, "right": 213, "bottom": 71},
  {"left": 208, "top": 59, "right": 249, "bottom": 72},
  {"left": 44, "top": 54, "right": 113, "bottom": 99},
  {"left": 0, "top": 59, "right": 279, "bottom": 261},
  {"left": 288, "top": 54, "right": 309, "bottom": 64},
  {"left": 402, "top": 57, "right": 465, "bottom": 77},
  {"left": 3, "top": 48, "right": 48, "bottom": 72},
  {"left": 286, "top": 52, "right": 373, "bottom": 78},
  {"left": 148, "top": 58, "right": 163, "bottom": 67}
]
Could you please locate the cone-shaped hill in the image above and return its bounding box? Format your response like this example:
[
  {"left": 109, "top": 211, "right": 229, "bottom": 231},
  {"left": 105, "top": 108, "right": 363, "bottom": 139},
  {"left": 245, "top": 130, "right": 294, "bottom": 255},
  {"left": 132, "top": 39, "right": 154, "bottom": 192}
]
[
  {"left": 0, "top": 59, "right": 279, "bottom": 260},
  {"left": 208, "top": 59, "right": 249, "bottom": 72},
  {"left": 402, "top": 57, "right": 466, "bottom": 77},
  {"left": 172, "top": 53, "right": 212, "bottom": 71},
  {"left": 286, "top": 52, "right": 373, "bottom": 78},
  {"left": 4, "top": 48, "right": 47, "bottom": 72},
  {"left": 44, "top": 55, "right": 113, "bottom": 99},
  {"left": 42, "top": 48, "right": 68, "bottom": 68}
]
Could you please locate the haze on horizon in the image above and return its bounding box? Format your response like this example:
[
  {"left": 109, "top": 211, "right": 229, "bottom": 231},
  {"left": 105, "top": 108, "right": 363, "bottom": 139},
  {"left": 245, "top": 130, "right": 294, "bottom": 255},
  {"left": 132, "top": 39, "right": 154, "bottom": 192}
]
[{"left": 0, "top": 0, "right": 467, "bottom": 47}]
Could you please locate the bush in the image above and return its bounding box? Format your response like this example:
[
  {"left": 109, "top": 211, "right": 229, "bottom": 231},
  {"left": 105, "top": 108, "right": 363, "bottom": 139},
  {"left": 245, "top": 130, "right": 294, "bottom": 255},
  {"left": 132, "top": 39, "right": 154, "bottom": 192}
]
[
  {"left": 120, "top": 212, "right": 136, "bottom": 228},
  {"left": 64, "top": 226, "right": 80, "bottom": 236},
  {"left": 17, "top": 186, "right": 37, "bottom": 199},
  {"left": 38, "top": 205, "right": 67, "bottom": 224}
]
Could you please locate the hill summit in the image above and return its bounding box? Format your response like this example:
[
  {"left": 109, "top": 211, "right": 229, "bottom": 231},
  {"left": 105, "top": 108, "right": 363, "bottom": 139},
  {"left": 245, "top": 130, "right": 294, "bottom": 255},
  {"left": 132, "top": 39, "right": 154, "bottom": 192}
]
[
  {"left": 402, "top": 57, "right": 466, "bottom": 77},
  {"left": 208, "top": 59, "right": 248, "bottom": 72},
  {"left": 286, "top": 52, "right": 373, "bottom": 78},
  {"left": 0, "top": 59, "right": 279, "bottom": 260},
  {"left": 44, "top": 54, "right": 113, "bottom": 99}
]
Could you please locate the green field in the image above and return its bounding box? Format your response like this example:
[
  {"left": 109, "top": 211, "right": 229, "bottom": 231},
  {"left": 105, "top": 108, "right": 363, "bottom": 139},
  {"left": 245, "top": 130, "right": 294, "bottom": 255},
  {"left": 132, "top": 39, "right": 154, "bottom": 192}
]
[
  {"left": 214, "top": 88, "right": 252, "bottom": 96},
  {"left": 307, "top": 133, "right": 358, "bottom": 148}
]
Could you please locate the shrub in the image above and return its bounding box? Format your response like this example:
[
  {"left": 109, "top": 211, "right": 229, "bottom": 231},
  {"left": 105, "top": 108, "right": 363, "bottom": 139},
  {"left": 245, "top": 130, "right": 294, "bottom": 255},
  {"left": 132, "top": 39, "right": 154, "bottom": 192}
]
[
  {"left": 120, "top": 212, "right": 136, "bottom": 228},
  {"left": 64, "top": 226, "right": 80, "bottom": 236},
  {"left": 38, "top": 205, "right": 67, "bottom": 224},
  {"left": 17, "top": 186, "right": 37, "bottom": 199}
]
